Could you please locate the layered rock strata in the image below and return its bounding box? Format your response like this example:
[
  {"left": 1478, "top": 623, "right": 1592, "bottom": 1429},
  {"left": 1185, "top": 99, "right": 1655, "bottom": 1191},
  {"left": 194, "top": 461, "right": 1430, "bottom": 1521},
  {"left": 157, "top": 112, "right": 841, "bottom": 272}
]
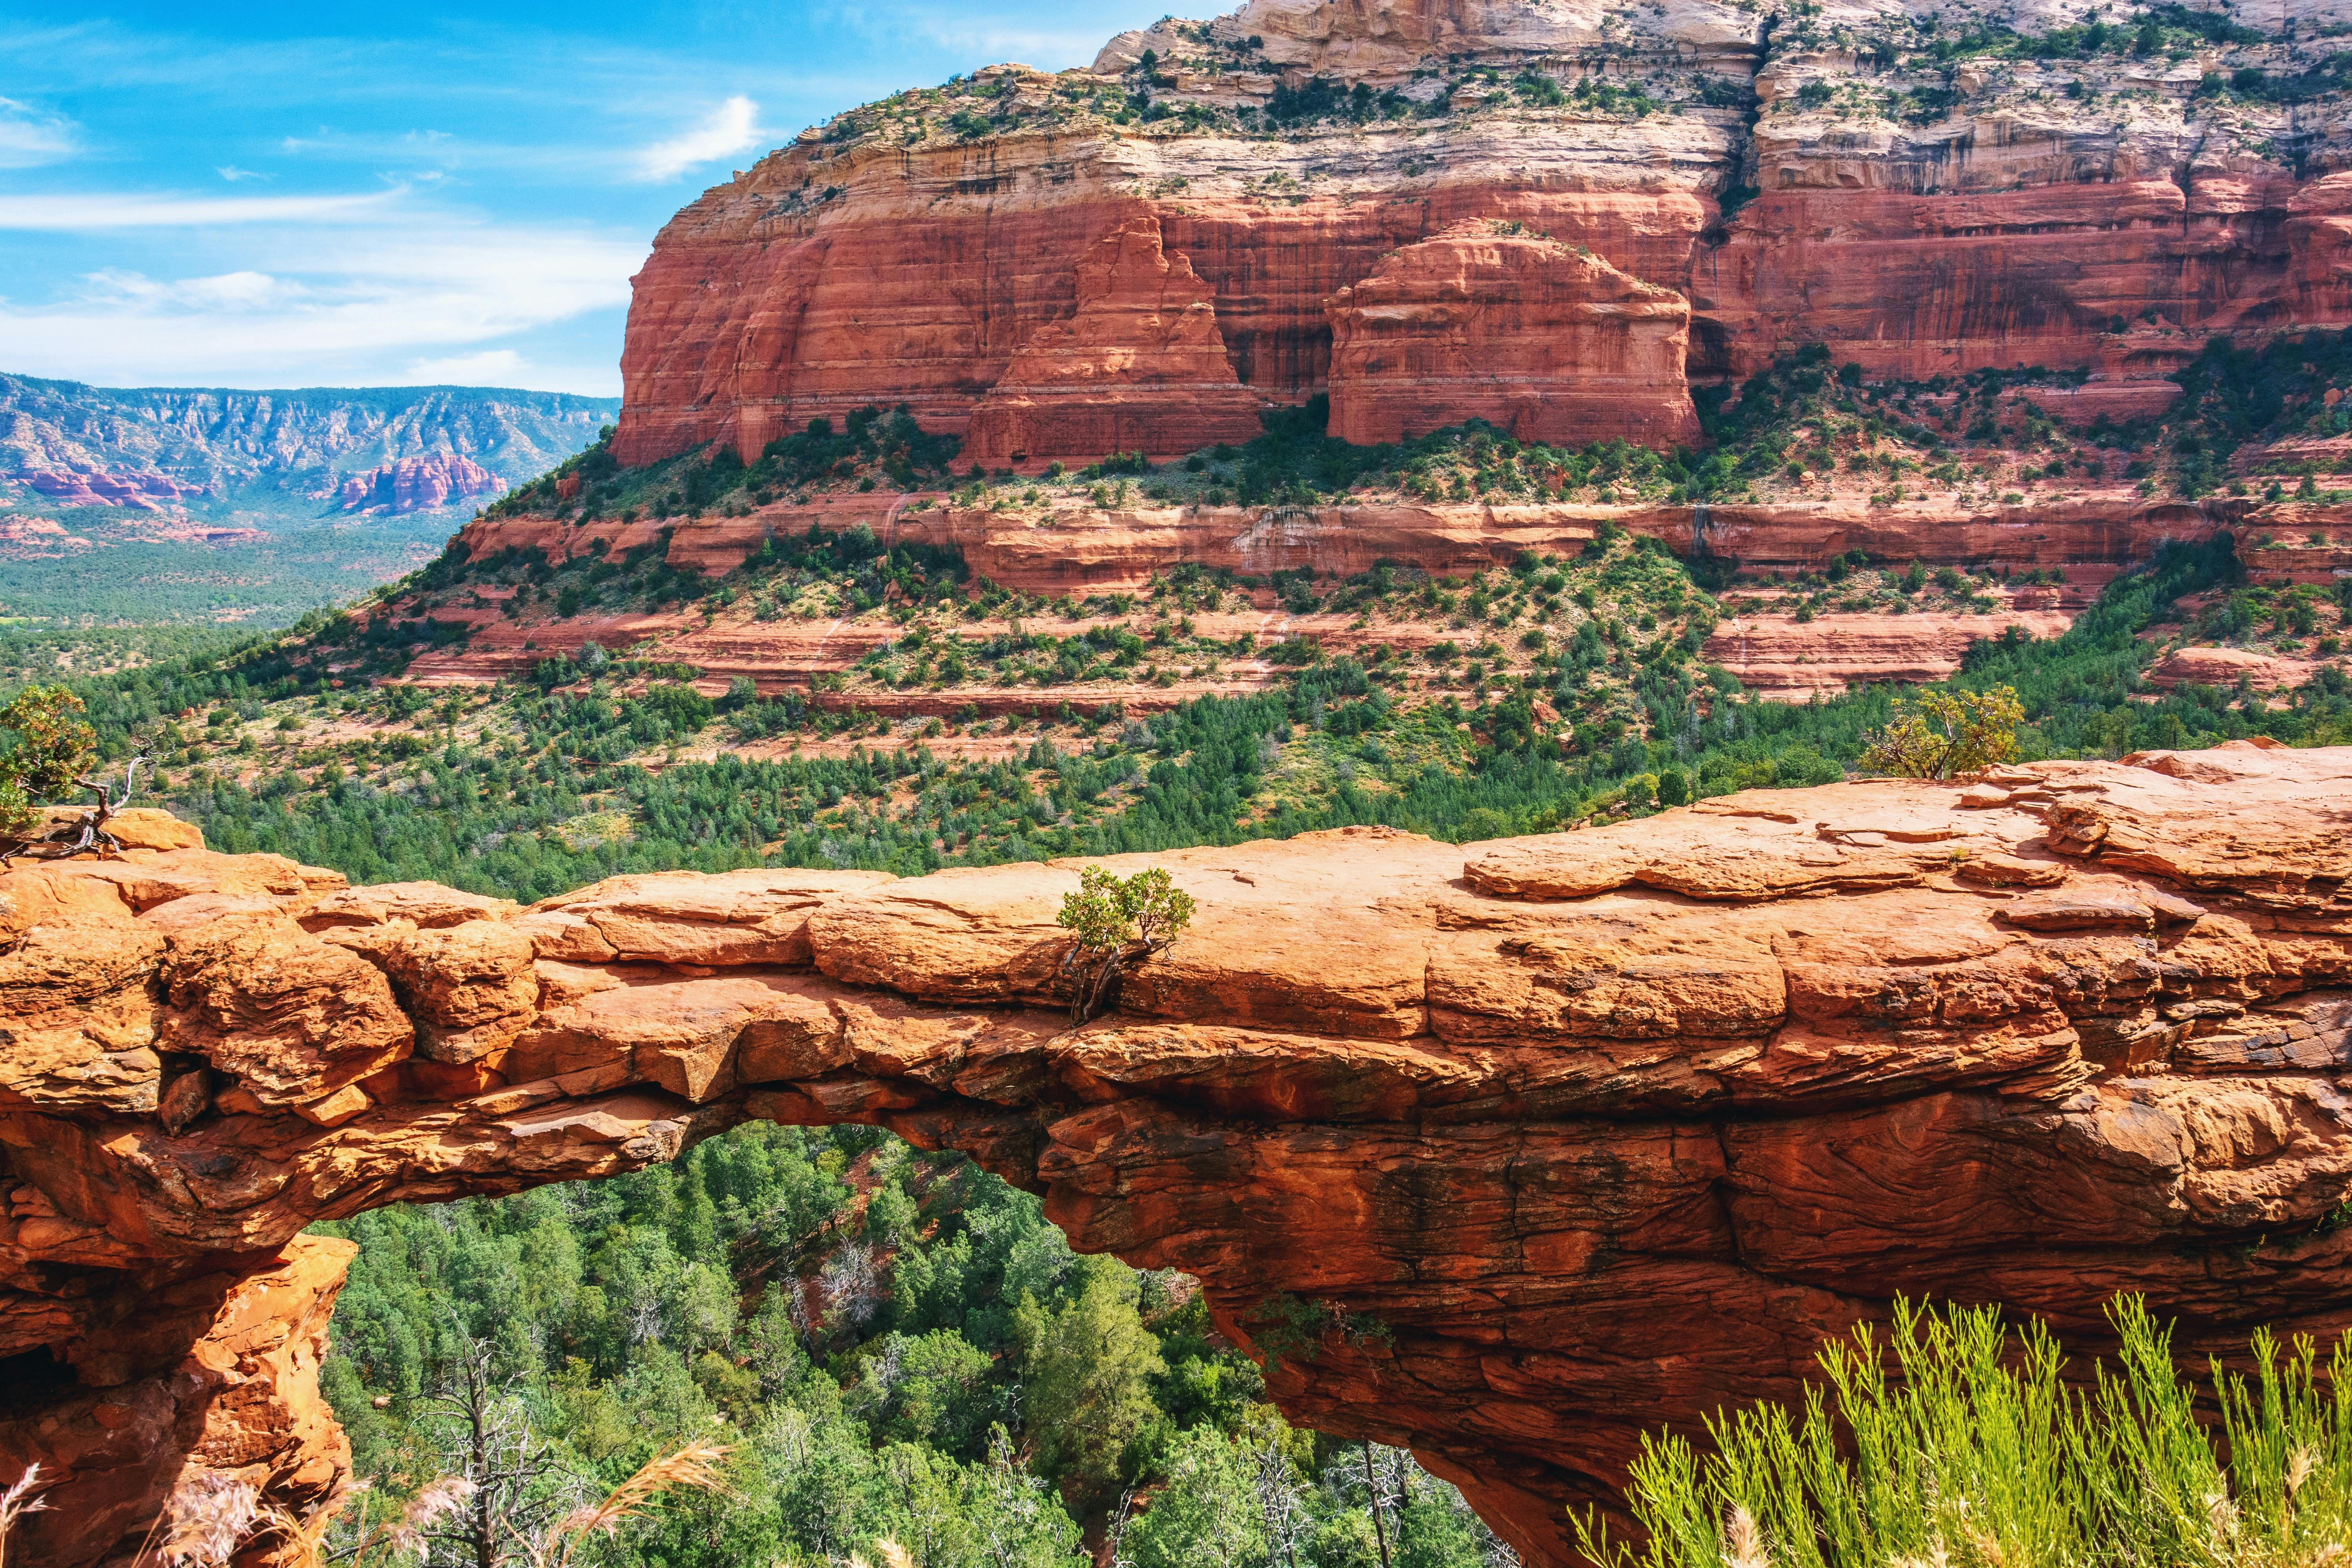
[
  {"left": 963, "top": 216, "right": 1266, "bottom": 466},
  {"left": 449, "top": 490, "right": 2247, "bottom": 600},
  {"left": 614, "top": 0, "right": 2352, "bottom": 470},
  {"left": 1324, "top": 222, "right": 1699, "bottom": 447},
  {"left": 334, "top": 453, "right": 507, "bottom": 516},
  {"left": 15, "top": 745, "right": 2352, "bottom": 1563}
]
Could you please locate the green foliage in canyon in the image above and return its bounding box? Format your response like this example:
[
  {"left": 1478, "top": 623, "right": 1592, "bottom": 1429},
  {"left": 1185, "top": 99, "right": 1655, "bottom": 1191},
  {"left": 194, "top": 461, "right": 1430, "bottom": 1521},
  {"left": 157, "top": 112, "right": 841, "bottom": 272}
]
[{"left": 312, "top": 1122, "right": 1512, "bottom": 1568}]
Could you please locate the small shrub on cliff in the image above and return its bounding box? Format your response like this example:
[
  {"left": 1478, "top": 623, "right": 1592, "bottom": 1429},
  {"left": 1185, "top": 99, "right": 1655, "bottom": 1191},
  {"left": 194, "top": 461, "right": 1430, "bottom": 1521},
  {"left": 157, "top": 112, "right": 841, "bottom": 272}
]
[
  {"left": 1579, "top": 1297, "right": 2352, "bottom": 1568},
  {"left": 0, "top": 686, "right": 95, "bottom": 836},
  {"left": 1860, "top": 685, "right": 2022, "bottom": 779},
  {"left": 1056, "top": 865, "right": 1195, "bottom": 1022}
]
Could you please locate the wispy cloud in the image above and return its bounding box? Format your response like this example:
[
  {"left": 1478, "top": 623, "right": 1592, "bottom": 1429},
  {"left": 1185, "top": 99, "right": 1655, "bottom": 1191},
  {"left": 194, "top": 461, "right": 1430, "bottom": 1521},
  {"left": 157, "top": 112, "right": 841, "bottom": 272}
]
[
  {"left": 82, "top": 268, "right": 300, "bottom": 309},
  {"left": 634, "top": 95, "right": 762, "bottom": 181},
  {"left": 402, "top": 348, "right": 525, "bottom": 384},
  {"left": 214, "top": 164, "right": 267, "bottom": 182},
  {"left": 0, "top": 189, "right": 399, "bottom": 230},
  {"left": 0, "top": 96, "right": 77, "bottom": 168},
  {"left": 0, "top": 219, "right": 642, "bottom": 389}
]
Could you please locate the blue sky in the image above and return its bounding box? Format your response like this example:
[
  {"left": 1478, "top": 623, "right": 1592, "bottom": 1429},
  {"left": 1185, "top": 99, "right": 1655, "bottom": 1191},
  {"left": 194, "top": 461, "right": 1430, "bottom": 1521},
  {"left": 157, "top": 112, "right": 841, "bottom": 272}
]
[{"left": 0, "top": 0, "right": 1170, "bottom": 395}]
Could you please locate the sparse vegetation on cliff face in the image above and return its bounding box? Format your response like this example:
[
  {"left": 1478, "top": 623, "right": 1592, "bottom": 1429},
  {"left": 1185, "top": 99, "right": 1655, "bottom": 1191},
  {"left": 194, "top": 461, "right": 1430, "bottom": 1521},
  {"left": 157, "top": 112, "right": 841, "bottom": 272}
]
[
  {"left": 2164, "top": 330, "right": 2352, "bottom": 499},
  {"left": 1057, "top": 865, "right": 1196, "bottom": 1021},
  {"left": 499, "top": 343, "right": 2279, "bottom": 525},
  {"left": 470, "top": 325, "right": 2352, "bottom": 539},
  {"left": 28, "top": 517, "right": 2333, "bottom": 905}
]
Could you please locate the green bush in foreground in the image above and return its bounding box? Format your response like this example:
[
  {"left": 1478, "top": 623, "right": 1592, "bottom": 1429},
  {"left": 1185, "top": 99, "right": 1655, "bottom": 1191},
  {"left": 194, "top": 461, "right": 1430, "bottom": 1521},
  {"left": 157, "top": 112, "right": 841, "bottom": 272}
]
[{"left": 1581, "top": 1297, "right": 2352, "bottom": 1568}]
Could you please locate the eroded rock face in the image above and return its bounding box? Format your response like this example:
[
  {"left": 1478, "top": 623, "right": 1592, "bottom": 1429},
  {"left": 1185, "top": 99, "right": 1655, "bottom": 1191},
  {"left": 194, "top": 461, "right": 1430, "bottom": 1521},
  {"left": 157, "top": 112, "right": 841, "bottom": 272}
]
[
  {"left": 1325, "top": 222, "right": 1698, "bottom": 448},
  {"left": 964, "top": 215, "right": 1266, "bottom": 466},
  {"left": 446, "top": 490, "right": 2241, "bottom": 605},
  {"left": 613, "top": 0, "right": 2352, "bottom": 469},
  {"left": 334, "top": 453, "right": 508, "bottom": 516},
  {"left": 14, "top": 745, "right": 2352, "bottom": 1564}
]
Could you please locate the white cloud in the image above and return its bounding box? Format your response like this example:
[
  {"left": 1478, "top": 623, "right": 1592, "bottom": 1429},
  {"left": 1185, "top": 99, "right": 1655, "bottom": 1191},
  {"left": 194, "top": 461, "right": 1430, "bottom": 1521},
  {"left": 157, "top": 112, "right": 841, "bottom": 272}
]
[
  {"left": 634, "top": 94, "right": 762, "bottom": 181},
  {"left": 82, "top": 268, "right": 300, "bottom": 309},
  {"left": 0, "top": 96, "right": 77, "bottom": 169},
  {"left": 214, "top": 164, "right": 267, "bottom": 181},
  {"left": 0, "top": 218, "right": 643, "bottom": 390},
  {"left": 403, "top": 348, "right": 525, "bottom": 385},
  {"left": 0, "top": 189, "right": 397, "bottom": 230}
]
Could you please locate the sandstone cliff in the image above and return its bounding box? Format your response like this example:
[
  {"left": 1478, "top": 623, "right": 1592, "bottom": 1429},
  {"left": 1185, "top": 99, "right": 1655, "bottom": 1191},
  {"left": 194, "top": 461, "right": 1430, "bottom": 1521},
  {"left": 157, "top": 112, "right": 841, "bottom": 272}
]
[
  {"left": 964, "top": 215, "right": 1266, "bottom": 466},
  {"left": 613, "top": 0, "right": 2352, "bottom": 470},
  {"left": 1325, "top": 221, "right": 1699, "bottom": 448},
  {"left": 14, "top": 745, "right": 2352, "bottom": 1564}
]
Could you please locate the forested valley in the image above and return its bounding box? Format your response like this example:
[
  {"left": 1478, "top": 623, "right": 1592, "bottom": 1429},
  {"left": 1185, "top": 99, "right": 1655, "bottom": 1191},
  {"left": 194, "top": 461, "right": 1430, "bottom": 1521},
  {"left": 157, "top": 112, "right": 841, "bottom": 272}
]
[{"left": 316, "top": 1122, "right": 1515, "bottom": 1568}]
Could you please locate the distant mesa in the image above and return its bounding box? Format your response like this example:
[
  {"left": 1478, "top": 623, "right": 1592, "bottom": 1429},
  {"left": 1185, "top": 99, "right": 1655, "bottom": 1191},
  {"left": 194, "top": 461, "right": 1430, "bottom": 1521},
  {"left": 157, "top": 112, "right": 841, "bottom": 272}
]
[{"left": 334, "top": 452, "right": 510, "bottom": 516}]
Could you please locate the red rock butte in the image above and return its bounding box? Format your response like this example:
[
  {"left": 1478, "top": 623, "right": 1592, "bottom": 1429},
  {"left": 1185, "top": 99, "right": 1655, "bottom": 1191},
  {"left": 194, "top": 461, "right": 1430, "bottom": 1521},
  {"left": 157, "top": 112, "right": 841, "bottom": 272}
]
[
  {"left": 13, "top": 746, "right": 2352, "bottom": 1564},
  {"left": 335, "top": 452, "right": 508, "bottom": 516},
  {"left": 609, "top": 0, "right": 2352, "bottom": 472}
]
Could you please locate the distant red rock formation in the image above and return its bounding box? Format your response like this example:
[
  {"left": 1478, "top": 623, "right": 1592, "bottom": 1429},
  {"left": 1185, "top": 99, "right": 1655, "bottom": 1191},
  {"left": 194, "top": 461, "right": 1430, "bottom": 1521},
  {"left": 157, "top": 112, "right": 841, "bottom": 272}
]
[
  {"left": 1325, "top": 221, "right": 1699, "bottom": 448},
  {"left": 13, "top": 466, "right": 209, "bottom": 512},
  {"left": 334, "top": 453, "right": 507, "bottom": 515},
  {"left": 0, "top": 514, "right": 92, "bottom": 553},
  {"left": 605, "top": 0, "right": 2352, "bottom": 475}
]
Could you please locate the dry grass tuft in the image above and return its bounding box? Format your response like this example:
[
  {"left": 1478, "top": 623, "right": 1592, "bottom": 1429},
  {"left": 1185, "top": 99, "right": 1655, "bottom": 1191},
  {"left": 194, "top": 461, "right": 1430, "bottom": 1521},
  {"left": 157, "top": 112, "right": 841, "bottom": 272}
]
[
  {"left": 158, "top": 1472, "right": 262, "bottom": 1566},
  {"left": 1721, "top": 1506, "right": 1769, "bottom": 1568},
  {"left": 386, "top": 1474, "right": 477, "bottom": 1556},
  {"left": 0, "top": 1464, "right": 53, "bottom": 1568},
  {"left": 532, "top": 1439, "right": 733, "bottom": 1568}
]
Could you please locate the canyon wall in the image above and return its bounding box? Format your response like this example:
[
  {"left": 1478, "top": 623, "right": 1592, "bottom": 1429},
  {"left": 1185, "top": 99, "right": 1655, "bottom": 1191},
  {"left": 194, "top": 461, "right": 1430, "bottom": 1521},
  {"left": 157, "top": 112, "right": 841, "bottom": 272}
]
[
  {"left": 14, "top": 747, "right": 2352, "bottom": 1563},
  {"left": 962, "top": 215, "right": 1266, "bottom": 466},
  {"left": 613, "top": 0, "right": 2352, "bottom": 472}
]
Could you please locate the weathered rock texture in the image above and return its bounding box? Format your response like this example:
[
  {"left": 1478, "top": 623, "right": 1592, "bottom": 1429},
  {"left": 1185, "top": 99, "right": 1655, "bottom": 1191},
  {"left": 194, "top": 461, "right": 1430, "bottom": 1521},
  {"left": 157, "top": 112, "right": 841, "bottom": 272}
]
[
  {"left": 1325, "top": 222, "right": 1699, "bottom": 447},
  {"left": 15, "top": 744, "right": 2352, "bottom": 1563},
  {"left": 613, "top": 0, "right": 2352, "bottom": 469},
  {"left": 964, "top": 215, "right": 1266, "bottom": 466},
  {"left": 450, "top": 489, "right": 2249, "bottom": 603}
]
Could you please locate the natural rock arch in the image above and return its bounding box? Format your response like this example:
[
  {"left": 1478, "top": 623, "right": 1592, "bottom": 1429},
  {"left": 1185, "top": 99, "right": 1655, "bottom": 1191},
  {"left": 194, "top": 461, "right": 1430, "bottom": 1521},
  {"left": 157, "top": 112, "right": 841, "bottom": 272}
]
[{"left": 9, "top": 744, "right": 2352, "bottom": 1565}]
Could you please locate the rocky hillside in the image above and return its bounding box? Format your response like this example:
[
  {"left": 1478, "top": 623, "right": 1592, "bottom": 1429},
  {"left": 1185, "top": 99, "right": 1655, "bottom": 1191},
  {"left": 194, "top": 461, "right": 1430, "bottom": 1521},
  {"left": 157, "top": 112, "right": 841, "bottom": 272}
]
[
  {"left": 534, "top": 0, "right": 2352, "bottom": 716},
  {"left": 613, "top": 0, "right": 2352, "bottom": 469},
  {"left": 0, "top": 375, "right": 618, "bottom": 524},
  {"left": 9, "top": 744, "right": 2352, "bottom": 1566}
]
